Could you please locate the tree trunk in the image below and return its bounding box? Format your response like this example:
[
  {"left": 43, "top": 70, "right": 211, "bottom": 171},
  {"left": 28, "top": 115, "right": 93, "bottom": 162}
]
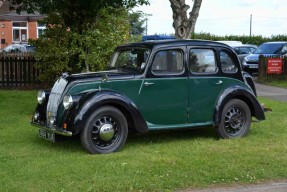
[{"left": 170, "top": 0, "right": 202, "bottom": 39}]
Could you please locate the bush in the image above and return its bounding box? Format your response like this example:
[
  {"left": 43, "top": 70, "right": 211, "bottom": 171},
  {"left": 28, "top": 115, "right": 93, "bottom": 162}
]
[
  {"left": 192, "top": 32, "right": 287, "bottom": 46},
  {"left": 30, "top": 7, "right": 130, "bottom": 82}
]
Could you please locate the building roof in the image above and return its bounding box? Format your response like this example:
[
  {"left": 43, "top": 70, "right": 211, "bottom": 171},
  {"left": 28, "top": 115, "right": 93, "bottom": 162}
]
[{"left": 0, "top": 0, "right": 44, "bottom": 21}]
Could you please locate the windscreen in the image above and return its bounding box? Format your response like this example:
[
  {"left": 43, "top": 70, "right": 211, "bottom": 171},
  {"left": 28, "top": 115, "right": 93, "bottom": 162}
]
[
  {"left": 110, "top": 48, "right": 150, "bottom": 74},
  {"left": 253, "top": 43, "right": 284, "bottom": 54}
]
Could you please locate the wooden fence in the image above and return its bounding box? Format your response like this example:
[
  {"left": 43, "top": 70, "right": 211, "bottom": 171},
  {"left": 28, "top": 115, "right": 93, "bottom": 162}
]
[
  {"left": 0, "top": 53, "right": 41, "bottom": 87},
  {"left": 258, "top": 55, "right": 287, "bottom": 82}
]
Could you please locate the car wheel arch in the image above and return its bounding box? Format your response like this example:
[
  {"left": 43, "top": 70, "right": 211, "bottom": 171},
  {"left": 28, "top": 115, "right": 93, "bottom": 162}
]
[
  {"left": 73, "top": 90, "right": 148, "bottom": 135},
  {"left": 214, "top": 86, "right": 265, "bottom": 126}
]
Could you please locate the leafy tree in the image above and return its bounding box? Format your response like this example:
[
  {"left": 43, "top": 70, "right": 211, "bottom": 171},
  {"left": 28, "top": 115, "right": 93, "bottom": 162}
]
[
  {"left": 30, "top": 7, "right": 130, "bottom": 81},
  {"left": 7, "top": 0, "right": 149, "bottom": 81},
  {"left": 9, "top": 0, "right": 148, "bottom": 33},
  {"left": 129, "top": 11, "right": 146, "bottom": 36},
  {"left": 169, "top": 0, "right": 202, "bottom": 39}
]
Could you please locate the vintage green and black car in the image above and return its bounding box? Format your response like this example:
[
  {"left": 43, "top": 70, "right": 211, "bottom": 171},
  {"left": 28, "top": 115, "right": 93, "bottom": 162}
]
[{"left": 31, "top": 40, "right": 265, "bottom": 154}]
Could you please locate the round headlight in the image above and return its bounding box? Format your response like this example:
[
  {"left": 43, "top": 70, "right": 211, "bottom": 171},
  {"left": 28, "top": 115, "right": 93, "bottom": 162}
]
[
  {"left": 63, "top": 95, "right": 73, "bottom": 110},
  {"left": 37, "top": 91, "right": 46, "bottom": 104}
]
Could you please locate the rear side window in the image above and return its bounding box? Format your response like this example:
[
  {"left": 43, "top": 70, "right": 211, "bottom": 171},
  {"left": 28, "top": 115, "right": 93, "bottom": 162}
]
[
  {"left": 234, "top": 47, "right": 255, "bottom": 54},
  {"left": 151, "top": 49, "right": 184, "bottom": 75},
  {"left": 220, "top": 51, "right": 238, "bottom": 73},
  {"left": 189, "top": 49, "right": 217, "bottom": 73}
]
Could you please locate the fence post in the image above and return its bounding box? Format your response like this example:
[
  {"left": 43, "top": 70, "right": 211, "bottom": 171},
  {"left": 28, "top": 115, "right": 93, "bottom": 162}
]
[{"left": 258, "top": 55, "right": 264, "bottom": 82}]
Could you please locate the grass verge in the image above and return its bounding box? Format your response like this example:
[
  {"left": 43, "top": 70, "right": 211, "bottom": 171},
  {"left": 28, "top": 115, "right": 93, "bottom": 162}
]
[
  {"left": 0, "top": 90, "right": 286, "bottom": 191},
  {"left": 259, "top": 80, "right": 287, "bottom": 89}
]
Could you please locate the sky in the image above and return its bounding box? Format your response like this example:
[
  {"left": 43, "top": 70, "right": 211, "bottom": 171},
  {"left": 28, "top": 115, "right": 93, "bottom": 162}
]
[{"left": 135, "top": 0, "right": 287, "bottom": 37}]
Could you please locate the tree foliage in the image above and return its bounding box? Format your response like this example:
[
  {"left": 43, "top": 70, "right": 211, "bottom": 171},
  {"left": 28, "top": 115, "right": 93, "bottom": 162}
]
[
  {"left": 9, "top": 0, "right": 149, "bottom": 33},
  {"left": 129, "top": 11, "right": 147, "bottom": 36},
  {"left": 192, "top": 32, "right": 287, "bottom": 46},
  {"left": 7, "top": 0, "right": 149, "bottom": 81},
  {"left": 30, "top": 7, "right": 130, "bottom": 81}
]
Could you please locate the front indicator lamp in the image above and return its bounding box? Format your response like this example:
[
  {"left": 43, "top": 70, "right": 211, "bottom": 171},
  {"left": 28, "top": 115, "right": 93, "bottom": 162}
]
[{"left": 34, "top": 111, "right": 40, "bottom": 121}]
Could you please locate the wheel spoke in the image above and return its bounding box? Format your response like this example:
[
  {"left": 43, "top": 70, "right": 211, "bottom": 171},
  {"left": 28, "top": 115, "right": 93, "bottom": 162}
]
[
  {"left": 90, "top": 115, "right": 120, "bottom": 149},
  {"left": 224, "top": 107, "right": 246, "bottom": 136}
]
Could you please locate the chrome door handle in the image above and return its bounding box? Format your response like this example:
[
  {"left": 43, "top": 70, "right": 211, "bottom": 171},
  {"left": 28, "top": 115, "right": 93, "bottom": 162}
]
[
  {"left": 216, "top": 80, "right": 223, "bottom": 85},
  {"left": 144, "top": 82, "right": 154, "bottom": 86}
]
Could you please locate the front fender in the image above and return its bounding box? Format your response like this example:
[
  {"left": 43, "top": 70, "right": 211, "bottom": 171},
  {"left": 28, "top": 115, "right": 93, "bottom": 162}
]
[
  {"left": 72, "top": 90, "right": 148, "bottom": 135},
  {"left": 214, "top": 85, "right": 265, "bottom": 126}
]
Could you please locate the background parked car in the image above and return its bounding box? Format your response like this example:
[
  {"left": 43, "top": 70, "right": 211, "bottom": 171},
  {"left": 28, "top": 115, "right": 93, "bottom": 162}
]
[
  {"left": 242, "top": 41, "right": 287, "bottom": 74},
  {"left": 232, "top": 44, "right": 257, "bottom": 64},
  {"left": 2, "top": 44, "right": 35, "bottom": 53},
  {"left": 216, "top": 40, "right": 242, "bottom": 46}
]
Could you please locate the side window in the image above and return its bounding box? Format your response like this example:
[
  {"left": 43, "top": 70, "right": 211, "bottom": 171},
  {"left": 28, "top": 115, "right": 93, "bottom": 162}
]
[
  {"left": 189, "top": 49, "right": 217, "bottom": 73},
  {"left": 151, "top": 49, "right": 184, "bottom": 75},
  {"left": 281, "top": 45, "right": 287, "bottom": 55},
  {"left": 220, "top": 51, "right": 238, "bottom": 73}
]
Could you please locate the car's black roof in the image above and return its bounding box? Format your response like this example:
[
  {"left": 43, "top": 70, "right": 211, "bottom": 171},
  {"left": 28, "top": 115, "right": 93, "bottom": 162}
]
[{"left": 117, "top": 39, "right": 232, "bottom": 50}]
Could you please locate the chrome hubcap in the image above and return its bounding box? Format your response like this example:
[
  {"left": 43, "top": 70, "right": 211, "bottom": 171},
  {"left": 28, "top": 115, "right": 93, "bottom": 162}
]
[
  {"left": 99, "top": 124, "right": 115, "bottom": 141},
  {"left": 91, "top": 116, "right": 118, "bottom": 147},
  {"left": 224, "top": 107, "right": 245, "bottom": 135}
]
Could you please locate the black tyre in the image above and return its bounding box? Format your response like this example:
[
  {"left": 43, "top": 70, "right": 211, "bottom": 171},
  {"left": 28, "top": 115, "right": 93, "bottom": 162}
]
[
  {"left": 217, "top": 99, "right": 251, "bottom": 138},
  {"left": 81, "top": 106, "right": 128, "bottom": 154}
]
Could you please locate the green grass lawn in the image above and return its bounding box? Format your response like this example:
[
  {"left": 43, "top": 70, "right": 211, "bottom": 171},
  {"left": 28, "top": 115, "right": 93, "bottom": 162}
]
[{"left": 0, "top": 90, "right": 286, "bottom": 191}]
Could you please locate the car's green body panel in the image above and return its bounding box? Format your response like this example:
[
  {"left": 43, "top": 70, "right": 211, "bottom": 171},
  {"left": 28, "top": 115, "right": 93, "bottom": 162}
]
[
  {"left": 188, "top": 76, "right": 251, "bottom": 123},
  {"left": 55, "top": 74, "right": 252, "bottom": 130},
  {"left": 68, "top": 81, "right": 102, "bottom": 95},
  {"left": 138, "top": 77, "right": 188, "bottom": 125},
  {"left": 108, "top": 79, "right": 143, "bottom": 104}
]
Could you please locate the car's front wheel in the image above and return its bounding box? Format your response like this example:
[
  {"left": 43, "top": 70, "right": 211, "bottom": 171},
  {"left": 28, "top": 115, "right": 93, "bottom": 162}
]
[
  {"left": 81, "top": 106, "right": 128, "bottom": 154},
  {"left": 217, "top": 99, "right": 251, "bottom": 138}
]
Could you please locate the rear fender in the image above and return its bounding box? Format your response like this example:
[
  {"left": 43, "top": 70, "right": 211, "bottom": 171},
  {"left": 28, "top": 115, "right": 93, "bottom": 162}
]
[
  {"left": 214, "top": 85, "right": 265, "bottom": 126},
  {"left": 242, "top": 71, "right": 257, "bottom": 96}
]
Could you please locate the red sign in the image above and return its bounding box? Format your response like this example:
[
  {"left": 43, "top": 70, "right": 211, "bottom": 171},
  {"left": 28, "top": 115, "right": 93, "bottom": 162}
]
[{"left": 267, "top": 58, "right": 282, "bottom": 74}]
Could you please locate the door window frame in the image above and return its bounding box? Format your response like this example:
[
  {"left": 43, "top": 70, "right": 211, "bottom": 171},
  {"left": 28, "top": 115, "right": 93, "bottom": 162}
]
[
  {"left": 146, "top": 46, "right": 187, "bottom": 78},
  {"left": 188, "top": 47, "right": 219, "bottom": 76}
]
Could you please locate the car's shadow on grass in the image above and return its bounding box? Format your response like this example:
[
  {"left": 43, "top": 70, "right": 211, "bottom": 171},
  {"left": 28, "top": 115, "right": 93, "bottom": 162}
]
[
  {"left": 127, "top": 127, "right": 218, "bottom": 144},
  {"left": 33, "top": 127, "right": 218, "bottom": 154}
]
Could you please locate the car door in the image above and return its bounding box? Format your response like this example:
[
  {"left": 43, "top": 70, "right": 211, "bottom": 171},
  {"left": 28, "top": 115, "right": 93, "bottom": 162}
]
[
  {"left": 138, "top": 47, "right": 188, "bottom": 128},
  {"left": 188, "top": 46, "right": 244, "bottom": 124},
  {"left": 188, "top": 47, "right": 224, "bottom": 124}
]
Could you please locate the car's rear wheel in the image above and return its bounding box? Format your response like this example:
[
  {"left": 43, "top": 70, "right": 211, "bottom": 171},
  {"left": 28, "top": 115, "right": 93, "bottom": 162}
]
[
  {"left": 217, "top": 99, "right": 251, "bottom": 138},
  {"left": 81, "top": 106, "right": 128, "bottom": 154}
]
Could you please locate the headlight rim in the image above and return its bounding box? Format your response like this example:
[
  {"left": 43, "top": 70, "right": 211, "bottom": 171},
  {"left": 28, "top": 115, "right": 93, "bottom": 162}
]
[
  {"left": 63, "top": 95, "right": 73, "bottom": 110},
  {"left": 37, "top": 90, "right": 46, "bottom": 104}
]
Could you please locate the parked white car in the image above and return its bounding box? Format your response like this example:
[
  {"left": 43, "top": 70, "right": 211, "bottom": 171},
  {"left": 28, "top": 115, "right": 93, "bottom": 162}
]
[{"left": 2, "top": 44, "right": 35, "bottom": 53}]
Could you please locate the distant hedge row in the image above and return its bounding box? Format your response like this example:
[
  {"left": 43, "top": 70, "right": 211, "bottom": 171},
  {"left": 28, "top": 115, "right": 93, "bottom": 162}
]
[{"left": 192, "top": 32, "right": 287, "bottom": 46}]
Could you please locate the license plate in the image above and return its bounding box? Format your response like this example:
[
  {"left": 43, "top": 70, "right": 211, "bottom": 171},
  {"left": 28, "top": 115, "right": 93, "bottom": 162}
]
[
  {"left": 39, "top": 128, "right": 55, "bottom": 142},
  {"left": 249, "top": 65, "right": 258, "bottom": 69}
]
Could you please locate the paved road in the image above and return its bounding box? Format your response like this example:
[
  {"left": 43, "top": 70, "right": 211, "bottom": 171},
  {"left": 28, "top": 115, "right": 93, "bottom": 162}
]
[
  {"left": 255, "top": 82, "right": 287, "bottom": 102},
  {"left": 186, "top": 181, "right": 287, "bottom": 192}
]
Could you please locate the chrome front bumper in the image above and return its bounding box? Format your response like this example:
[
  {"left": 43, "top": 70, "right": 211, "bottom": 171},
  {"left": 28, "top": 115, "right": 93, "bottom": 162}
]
[{"left": 31, "top": 121, "right": 73, "bottom": 137}]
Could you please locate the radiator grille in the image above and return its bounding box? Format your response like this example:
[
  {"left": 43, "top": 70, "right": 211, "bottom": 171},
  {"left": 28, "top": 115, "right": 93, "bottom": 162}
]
[{"left": 46, "top": 78, "right": 67, "bottom": 125}]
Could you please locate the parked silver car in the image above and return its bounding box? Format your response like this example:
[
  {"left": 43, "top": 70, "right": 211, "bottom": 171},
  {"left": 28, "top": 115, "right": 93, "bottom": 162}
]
[
  {"left": 242, "top": 42, "right": 287, "bottom": 74},
  {"left": 232, "top": 45, "right": 257, "bottom": 64}
]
